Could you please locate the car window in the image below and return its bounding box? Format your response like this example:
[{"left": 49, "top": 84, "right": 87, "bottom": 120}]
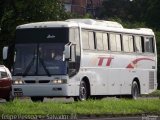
[{"left": 0, "top": 71, "right": 8, "bottom": 79}]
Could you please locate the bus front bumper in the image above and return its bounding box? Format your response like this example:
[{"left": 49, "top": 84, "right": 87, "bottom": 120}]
[{"left": 12, "top": 84, "right": 74, "bottom": 97}]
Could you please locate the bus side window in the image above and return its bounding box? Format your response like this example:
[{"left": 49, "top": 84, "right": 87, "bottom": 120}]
[
  {"left": 103, "top": 33, "right": 108, "bottom": 51},
  {"left": 75, "top": 28, "right": 80, "bottom": 46},
  {"left": 82, "top": 30, "right": 89, "bottom": 50},
  {"left": 122, "top": 35, "right": 134, "bottom": 52},
  {"left": 109, "top": 33, "right": 121, "bottom": 52},
  {"left": 96, "top": 32, "right": 103, "bottom": 51},
  {"left": 134, "top": 36, "right": 142, "bottom": 53},
  {"left": 109, "top": 34, "right": 117, "bottom": 51},
  {"left": 69, "top": 28, "right": 76, "bottom": 44},
  {"left": 88, "top": 32, "right": 95, "bottom": 50},
  {"left": 116, "top": 34, "right": 122, "bottom": 52},
  {"left": 70, "top": 28, "right": 80, "bottom": 45},
  {"left": 145, "top": 37, "right": 155, "bottom": 53}
]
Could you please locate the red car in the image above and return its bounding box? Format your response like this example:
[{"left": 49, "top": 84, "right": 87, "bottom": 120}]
[{"left": 0, "top": 65, "right": 13, "bottom": 101}]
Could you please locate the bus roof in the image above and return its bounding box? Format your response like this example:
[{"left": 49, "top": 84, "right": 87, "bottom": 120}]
[{"left": 17, "top": 19, "right": 154, "bottom": 36}]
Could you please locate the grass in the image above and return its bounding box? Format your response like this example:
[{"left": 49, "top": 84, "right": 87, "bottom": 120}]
[
  {"left": 0, "top": 98, "right": 160, "bottom": 117},
  {"left": 143, "top": 90, "right": 160, "bottom": 97},
  {"left": 0, "top": 90, "right": 160, "bottom": 118}
]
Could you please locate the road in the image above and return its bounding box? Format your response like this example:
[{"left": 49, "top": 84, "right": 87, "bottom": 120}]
[
  {"left": 1, "top": 96, "right": 159, "bottom": 103},
  {"left": 0, "top": 97, "right": 74, "bottom": 103}
]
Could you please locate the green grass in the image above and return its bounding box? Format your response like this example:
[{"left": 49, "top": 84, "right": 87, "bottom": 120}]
[
  {"left": 0, "top": 98, "right": 160, "bottom": 117},
  {"left": 143, "top": 90, "right": 160, "bottom": 97}
]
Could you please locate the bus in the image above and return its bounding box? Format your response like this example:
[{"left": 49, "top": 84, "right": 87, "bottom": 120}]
[{"left": 3, "top": 19, "right": 157, "bottom": 101}]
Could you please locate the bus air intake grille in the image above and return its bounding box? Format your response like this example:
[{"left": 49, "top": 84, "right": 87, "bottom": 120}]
[
  {"left": 25, "top": 80, "right": 36, "bottom": 84},
  {"left": 39, "top": 80, "right": 50, "bottom": 83},
  {"left": 149, "top": 71, "right": 154, "bottom": 89}
]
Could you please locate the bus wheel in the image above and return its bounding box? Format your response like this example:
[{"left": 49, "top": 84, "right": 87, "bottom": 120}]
[
  {"left": 31, "top": 97, "right": 44, "bottom": 102},
  {"left": 74, "top": 81, "right": 88, "bottom": 101},
  {"left": 131, "top": 81, "right": 140, "bottom": 100}
]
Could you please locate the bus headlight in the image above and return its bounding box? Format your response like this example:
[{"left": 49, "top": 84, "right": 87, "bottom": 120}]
[
  {"left": 13, "top": 80, "right": 24, "bottom": 85},
  {"left": 52, "top": 79, "right": 67, "bottom": 84}
]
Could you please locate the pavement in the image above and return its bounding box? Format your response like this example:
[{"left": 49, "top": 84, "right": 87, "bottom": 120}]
[
  {"left": 0, "top": 98, "right": 5, "bottom": 103},
  {"left": 0, "top": 97, "right": 74, "bottom": 103}
]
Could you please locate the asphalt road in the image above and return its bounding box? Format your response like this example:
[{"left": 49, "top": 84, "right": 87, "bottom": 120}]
[
  {"left": 1, "top": 96, "right": 159, "bottom": 103},
  {"left": 0, "top": 98, "right": 6, "bottom": 103},
  {"left": 0, "top": 97, "right": 74, "bottom": 103}
]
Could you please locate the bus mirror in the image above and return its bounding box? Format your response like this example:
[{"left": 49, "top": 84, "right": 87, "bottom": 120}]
[
  {"left": 3, "top": 46, "right": 8, "bottom": 60},
  {"left": 64, "top": 42, "right": 72, "bottom": 60}
]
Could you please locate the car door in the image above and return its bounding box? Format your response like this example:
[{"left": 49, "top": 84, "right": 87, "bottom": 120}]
[{"left": 0, "top": 70, "right": 11, "bottom": 97}]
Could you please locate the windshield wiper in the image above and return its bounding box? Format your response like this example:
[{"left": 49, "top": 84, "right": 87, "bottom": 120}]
[
  {"left": 22, "top": 56, "right": 51, "bottom": 77},
  {"left": 23, "top": 56, "right": 35, "bottom": 77},
  {"left": 39, "top": 57, "right": 51, "bottom": 77}
]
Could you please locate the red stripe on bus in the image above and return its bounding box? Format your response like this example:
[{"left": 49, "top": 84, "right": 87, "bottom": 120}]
[{"left": 126, "top": 58, "right": 154, "bottom": 69}]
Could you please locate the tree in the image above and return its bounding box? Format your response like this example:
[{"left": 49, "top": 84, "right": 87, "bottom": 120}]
[
  {"left": 0, "top": 0, "right": 70, "bottom": 60},
  {"left": 1, "top": 0, "right": 69, "bottom": 35},
  {"left": 99, "top": 0, "right": 133, "bottom": 21},
  {"left": 100, "top": 0, "right": 160, "bottom": 31},
  {"left": 145, "top": 0, "right": 160, "bottom": 30}
]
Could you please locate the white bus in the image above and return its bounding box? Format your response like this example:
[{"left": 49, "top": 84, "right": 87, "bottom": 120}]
[{"left": 3, "top": 19, "right": 157, "bottom": 101}]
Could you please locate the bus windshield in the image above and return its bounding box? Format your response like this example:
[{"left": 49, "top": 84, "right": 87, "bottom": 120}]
[
  {"left": 13, "top": 43, "right": 67, "bottom": 76},
  {"left": 13, "top": 28, "right": 69, "bottom": 76}
]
